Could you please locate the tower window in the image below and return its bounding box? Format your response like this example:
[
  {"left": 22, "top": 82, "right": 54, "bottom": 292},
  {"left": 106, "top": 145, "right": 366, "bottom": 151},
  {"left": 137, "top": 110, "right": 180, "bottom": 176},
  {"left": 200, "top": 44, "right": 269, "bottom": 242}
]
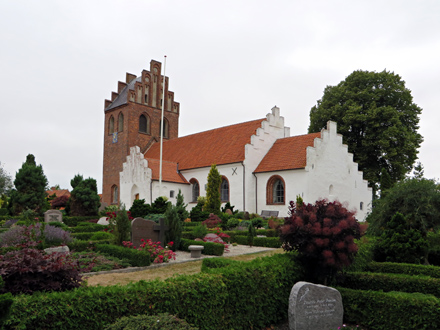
[
  {"left": 139, "top": 114, "right": 150, "bottom": 134},
  {"left": 109, "top": 116, "right": 114, "bottom": 134},
  {"left": 118, "top": 113, "right": 124, "bottom": 132},
  {"left": 160, "top": 118, "right": 169, "bottom": 138},
  {"left": 111, "top": 185, "right": 118, "bottom": 204}
]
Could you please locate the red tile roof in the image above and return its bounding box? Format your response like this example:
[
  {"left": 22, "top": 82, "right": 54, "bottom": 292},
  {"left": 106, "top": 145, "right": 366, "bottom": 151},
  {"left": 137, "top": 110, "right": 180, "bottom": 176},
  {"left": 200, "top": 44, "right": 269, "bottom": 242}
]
[
  {"left": 144, "top": 119, "right": 265, "bottom": 170},
  {"left": 146, "top": 158, "right": 189, "bottom": 184},
  {"left": 254, "top": 132, "right": 321, "bottom": 173},
  {"left": 46, "top": 189, "right": 71, "bottom": 199}
]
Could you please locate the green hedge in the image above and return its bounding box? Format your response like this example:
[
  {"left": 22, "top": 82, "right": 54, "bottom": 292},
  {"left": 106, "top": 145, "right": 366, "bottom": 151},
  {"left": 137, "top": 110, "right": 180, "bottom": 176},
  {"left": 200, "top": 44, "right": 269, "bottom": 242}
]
[
  {"left": 232, "top": 235, "right": 282, "bottom": 248},
  {"left": 63, "top": 216, "right": 99, "bottom": 227},
  {"left": 182, "top": 222, "right": 199, "bottom": 228},
  {"left": 3, "top": 253, "right": 303, "bottom": 330},
  {"left": 340, "top": 287, "right": 440, "bottom": 329},
  {"left": 94, "top": 244, "right": 151, "bottom": 267},
  {"left": 366, "top": 261, "right": 440, "bottom": 278},
  {"left": 180, "top": 239, "right": 224, "bottom": 256},
  {"left": 70, "top": 222, "right": 109, "bottom": 233},
  {"left": 67, "top": 239, "right": 111, "bottom": 252},
  {"left": 181, "top": 231, "right": 196, "bottom": 240},
  {"left": 340, "top": 272, "right": 440, "bottom": 298},
  {"left": 71, "top": 232, "right": 95, "bottom": 240}
]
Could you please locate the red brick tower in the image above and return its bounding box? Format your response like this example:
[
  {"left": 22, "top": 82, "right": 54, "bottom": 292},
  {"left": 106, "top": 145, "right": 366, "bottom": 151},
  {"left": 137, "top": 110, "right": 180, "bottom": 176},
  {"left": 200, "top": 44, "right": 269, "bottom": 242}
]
[{"left": 102, "top": 60, "right": 180, "bottom": 206}]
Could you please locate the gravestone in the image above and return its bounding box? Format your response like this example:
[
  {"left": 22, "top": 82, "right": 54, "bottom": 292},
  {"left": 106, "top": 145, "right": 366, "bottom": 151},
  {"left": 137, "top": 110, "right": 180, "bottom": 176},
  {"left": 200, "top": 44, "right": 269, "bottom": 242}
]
[
  {"left": 131, "top": 218, "right": 169, "bottom": 248},
  {"left": 289, "top": 281, "right": 343, "bottom": 330},
  {"left": 44, "top": 209, "right": 63, "bottom": 223}
]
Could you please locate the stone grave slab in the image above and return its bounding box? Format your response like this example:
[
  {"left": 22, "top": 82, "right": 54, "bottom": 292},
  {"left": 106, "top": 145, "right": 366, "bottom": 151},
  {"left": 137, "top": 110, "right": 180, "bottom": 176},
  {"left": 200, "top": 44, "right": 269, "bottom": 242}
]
[
  {"left": 44, "top": 209, "right": 63, "bottom": 223},
  {"left": 289, "top": 281, "right": 343, "bottom": 330},
  {"left": 131, "top": 218, "right": 169, "bottom": 248}
]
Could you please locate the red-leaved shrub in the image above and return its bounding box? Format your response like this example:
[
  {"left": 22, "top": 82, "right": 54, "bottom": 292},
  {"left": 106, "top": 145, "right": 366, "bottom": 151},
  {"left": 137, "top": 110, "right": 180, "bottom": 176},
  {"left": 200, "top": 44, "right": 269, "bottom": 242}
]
[
  {"left": 202, "top": 214, "right": 222, "bottom": 228},
  {"left": 0, "top": 248, "right": 83, "bottom": 295},
  {"left": 280, "top": 199, "right": 367, "bottom": 284}
]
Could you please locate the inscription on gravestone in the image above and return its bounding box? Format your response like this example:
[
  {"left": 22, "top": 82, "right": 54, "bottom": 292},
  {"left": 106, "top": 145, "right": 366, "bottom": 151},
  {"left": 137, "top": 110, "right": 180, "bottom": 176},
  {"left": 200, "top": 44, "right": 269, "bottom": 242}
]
[
  {"left": 289, "top": 281, "right": 343, "bottom": 330},
  {"left": 44, "top": 209, "right": 63, "bottom": 223},
  {"left": 131, "top": 218, "right": 169, "bottom": 248}
]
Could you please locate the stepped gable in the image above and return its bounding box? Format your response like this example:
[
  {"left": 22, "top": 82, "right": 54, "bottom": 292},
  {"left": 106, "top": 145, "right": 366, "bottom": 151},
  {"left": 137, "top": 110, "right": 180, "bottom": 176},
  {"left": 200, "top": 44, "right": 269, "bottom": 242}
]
[
  {"left": 145, "top": 158, "right": 189, "bottom": 184},
  {"left": 254, "top": 132, "right": 321, "bottom": 173},
  {"left": 144, "top": 118, "right": 266, "bottom": 170}
]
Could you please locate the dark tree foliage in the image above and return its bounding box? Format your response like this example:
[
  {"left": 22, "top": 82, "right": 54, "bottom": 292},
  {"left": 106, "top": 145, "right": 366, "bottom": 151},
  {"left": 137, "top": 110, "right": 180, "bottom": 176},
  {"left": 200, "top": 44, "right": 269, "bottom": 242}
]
[
  {"left": 109, "top": 206, "right": 132, "bottom": 246},
  {"left": 175, "top": 189, "right": 189, "bottom": 222},
  {"left": 190, "top": 201, "right": 210, "bottom": 222},
  {"left": 205, "top": 164, "right": 221, "bottom": 215},
  {"left": 367, "top": 178, "right": 440, "bottom": 236},
  {"left": 10, "top": 154, "right": 48, "bottom": 215},
  {"left": 379, "top": 168, "right": 393, "bottom": 198},
  {"left": 69, "top": 176, "right": 100, "bottom": 216},
  {"left": 151, "top": 196, "right": 170, "bottom": 214},
  {"left": 165, "top": 204, "right": 182, "bottom": 252},
  {"left": 309, "top": 70, "right": 423, "bottom": 196},
  {"left": 51, "top": 195, "right": 69, "bottom": 209},
  {"left": 129, "top": 199, "right": 152, "bottom": 218},
  {"left": 0, "top": 162, "right": 13, "bottom": 196},
  {"left": 70, "top": 174, "right": 84, "bottom": 189},
  {"left": 374, "top": 212, "right": 429, "bottom": 264},
  {"left": 280, "top": 199, "right": 365, "bottom": 284}
]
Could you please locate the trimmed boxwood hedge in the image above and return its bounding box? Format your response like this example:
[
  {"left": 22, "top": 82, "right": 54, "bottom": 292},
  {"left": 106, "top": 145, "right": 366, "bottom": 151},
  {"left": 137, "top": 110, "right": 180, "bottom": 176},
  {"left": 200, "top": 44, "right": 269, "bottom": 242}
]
[
  {"left": 180, "top": 239, "right": 224, "bottom": 256},
  {"left": 94, "top": 244, "right": 151, "bottom": 267},
  {"left": 339, "top": 272, "right": 440, "bottom": 298},
  {"left": 366, "top": 261, "right": 440, "bottom": 278},
  {"left": 63, "top": 216, "right": 99, "bottom": 227},
  {"left": 3, "top": 253, "right": 304, "bottom": 330},
  {"left": 340, "top": 287, "right": 440, "bottom": 330},
  {"left": 70, "top": 222, "right": 109, "bottom": 233},
  {"left": 67, "top": 239, "right": 111, "bottom": 252}
]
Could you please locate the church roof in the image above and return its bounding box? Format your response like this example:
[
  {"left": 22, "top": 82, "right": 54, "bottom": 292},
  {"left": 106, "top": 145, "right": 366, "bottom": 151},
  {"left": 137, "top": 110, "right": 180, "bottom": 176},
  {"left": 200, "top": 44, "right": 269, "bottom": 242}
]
[
  {"left": 254, "top": 132, "right": 321, "bottom": 173},
  {"left": 105, "top": 77, "right": 141, "bottom": 111},
  {"left": 145, "top": 158, "right": 190, "bottom": 184},
  {"left": 144, "top": 118, "right": 265, "bottom": 170}
]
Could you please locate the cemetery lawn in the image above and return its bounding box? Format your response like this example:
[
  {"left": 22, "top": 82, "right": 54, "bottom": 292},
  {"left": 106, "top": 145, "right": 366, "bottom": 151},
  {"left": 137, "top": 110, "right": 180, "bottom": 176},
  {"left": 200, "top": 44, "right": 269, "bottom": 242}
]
[{"left": 84, "top": 249, "right": 283, "bottom": 286}]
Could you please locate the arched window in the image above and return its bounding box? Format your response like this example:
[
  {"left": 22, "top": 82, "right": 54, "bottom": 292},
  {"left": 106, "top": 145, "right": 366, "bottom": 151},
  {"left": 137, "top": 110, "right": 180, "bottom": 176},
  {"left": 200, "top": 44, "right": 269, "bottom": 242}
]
[
  {"left": 160, "top": 118, "right": 169, "bottom": 138},
  {"left": 111, "top": 185, "right": 118, "bottom": 204},
  {"left": 266, "top": 175, "right": 285, "bottom": 205},
  {"left": 221, "top": 177, "right": 229, "bottom": 202},
  {"left": 139, "top": 114, "right": 150, "bottom": 134},
  {"left": 118, "top": 113, "right": 124, "bottom": 132},
  {"left": 109, "top": 116, "right": 114, "bottom": 134},
  {"left": 190, "top": 178, "right": 199, "bottom": 203}
]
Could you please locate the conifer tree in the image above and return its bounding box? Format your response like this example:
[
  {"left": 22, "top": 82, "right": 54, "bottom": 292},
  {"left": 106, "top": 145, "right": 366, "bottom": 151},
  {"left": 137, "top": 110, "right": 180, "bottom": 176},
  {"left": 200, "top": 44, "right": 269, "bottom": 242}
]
[
  {"left": 10, "top": 154, "right": 48, "bottom": 215},
  {"left": 175, "top": 189, "right": 189, "bottom": 222},
  {"left": 165, "top": 204, "right": 182, "bottom": 251},
  {"left": 205, "top": 164, "right": 221, "bottom": 215},
  {"left": 68, "top": 175, "right": 100, "bottom": 216}
]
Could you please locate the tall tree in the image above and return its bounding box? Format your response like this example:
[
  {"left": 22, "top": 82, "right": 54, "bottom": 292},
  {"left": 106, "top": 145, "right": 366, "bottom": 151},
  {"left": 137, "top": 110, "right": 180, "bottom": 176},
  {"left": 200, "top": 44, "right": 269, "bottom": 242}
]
[
  {"left": 205, "top": 164, "right": 221, "bottom": 215},
  {"left": 9, "top": 154, "right": 48, "bottom": 215},
  {"left": 309, "top": 70, "right": 423, "bottom": 196},
  {"left": 68, "top": 175, "right": 100, "bottom": 216}
]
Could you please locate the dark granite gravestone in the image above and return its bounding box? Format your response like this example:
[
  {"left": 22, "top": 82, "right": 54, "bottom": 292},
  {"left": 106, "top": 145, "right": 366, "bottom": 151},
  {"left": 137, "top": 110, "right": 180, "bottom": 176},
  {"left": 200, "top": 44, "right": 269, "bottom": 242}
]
[
  {"left": 44, "top": 209, "right": 63, "bottom": 223},
  {"left": 131, "top": 218, "right": 169, "bottom": 248},
  {"left": 288, "top": 281, "right": 343, "bottom": 330}
]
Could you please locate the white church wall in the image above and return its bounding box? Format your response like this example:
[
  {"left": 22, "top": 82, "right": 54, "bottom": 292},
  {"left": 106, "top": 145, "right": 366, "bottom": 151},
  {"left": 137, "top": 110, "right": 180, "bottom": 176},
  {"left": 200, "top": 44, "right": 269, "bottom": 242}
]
[
  {"left": 151, "top": 181, "right": 191, "bottom": 206},
  {"left": 305, "top": 121, "right": 372, "bottom": 221},
  {"left": 244, "top": 106, "right": 290, "bottom": 214},
  {"left": 120, "top": 146, "right": 152, "bottom": 209}
]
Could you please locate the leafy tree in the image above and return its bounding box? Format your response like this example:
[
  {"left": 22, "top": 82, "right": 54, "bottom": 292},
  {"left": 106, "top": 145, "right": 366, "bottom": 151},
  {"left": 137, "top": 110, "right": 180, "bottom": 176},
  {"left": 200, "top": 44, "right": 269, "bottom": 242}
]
[
  {"left": 129, "top": 199, "right": 152, "bottom": 218},
  {"left": 374, "top": 212, "right": 429, "bottom": 264},
  {"left": 164, "top": 204, "right": 182, "bottom": 251},
  {"left": 175, "top": 189, "right": 189, "bottom": 222},
  {"left": 205, "top": 164, "right": 221, "bottom": 215},
  {"left": 68, "top": 176, "right": 100, "bottom": 216},
  {"left": 9, "top": 154, "right": 48, "bottom": 215},
  {"left": 0, "top": 162, "right": 13, "bottom": 196},
  {"left": 110, "top": 205, "right": 132, "bottom": 246},
  {"left": 308, "top": 70, "right": 423, "bottom": 196},
  {"left": 367, "top": 178, "right": 440, "bottom": 236},
  {"left": 379, "top": 168, "right": 393, "bottom": 198},
  {"left": 280, "top": 199, "right": 365, "bottom": 284}
]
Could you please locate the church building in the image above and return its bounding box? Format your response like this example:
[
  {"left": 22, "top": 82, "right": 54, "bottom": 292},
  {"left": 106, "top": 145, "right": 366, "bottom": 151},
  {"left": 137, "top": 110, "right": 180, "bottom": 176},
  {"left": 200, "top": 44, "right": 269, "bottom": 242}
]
[{"left": 103, "top": 60, "right": 372, "bottom": 220}]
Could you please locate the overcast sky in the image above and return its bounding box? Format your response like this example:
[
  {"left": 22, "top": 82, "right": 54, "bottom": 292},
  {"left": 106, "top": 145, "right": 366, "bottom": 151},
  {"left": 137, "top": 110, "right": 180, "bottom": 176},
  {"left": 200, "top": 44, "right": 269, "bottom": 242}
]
[{"left": 1, "top": 0, "right": 439, "bottom": 193}]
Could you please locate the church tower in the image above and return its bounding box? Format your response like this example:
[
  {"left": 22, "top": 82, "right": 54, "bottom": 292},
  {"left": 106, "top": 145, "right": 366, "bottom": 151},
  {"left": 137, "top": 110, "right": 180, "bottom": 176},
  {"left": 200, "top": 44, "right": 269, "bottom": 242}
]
[{"left": 102, "top": 60, "right": 180, "bottom": 206}]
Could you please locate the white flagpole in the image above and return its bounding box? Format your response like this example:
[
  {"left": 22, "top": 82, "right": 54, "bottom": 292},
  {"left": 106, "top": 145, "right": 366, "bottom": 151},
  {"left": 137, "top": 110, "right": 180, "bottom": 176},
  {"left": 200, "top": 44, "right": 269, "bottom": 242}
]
[{"left": 159, "top": 55, "right": 167, "bottom": 197}]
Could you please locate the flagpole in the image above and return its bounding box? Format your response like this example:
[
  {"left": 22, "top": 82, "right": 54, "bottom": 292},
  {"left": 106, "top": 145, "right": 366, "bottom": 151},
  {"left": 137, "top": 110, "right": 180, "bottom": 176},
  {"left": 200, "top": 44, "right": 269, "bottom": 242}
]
[{"left": 159, "top": 55, "right": 167, "bottom": 197}]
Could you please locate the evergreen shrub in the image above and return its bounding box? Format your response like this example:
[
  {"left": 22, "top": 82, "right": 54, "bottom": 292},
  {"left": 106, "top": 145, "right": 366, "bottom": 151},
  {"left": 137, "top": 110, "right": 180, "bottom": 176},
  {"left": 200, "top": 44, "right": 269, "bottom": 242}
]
[
  {"left": 366, "top": 261, "right": 440, "bottom": 278},
  {"left": 63, "top": 216, "right": 100, "bottom": 227},
  {"left": 71, "top": 222, "right": 109, "bottom": 233},
  {"left": 104, "top": 313, "right": 199, "bottom": 330},
  {"left": 67, "top": 239, "right": 111, "bottom": 252},
  {"left": 90, "top": 231, "right": 114, "bottom": 241}
]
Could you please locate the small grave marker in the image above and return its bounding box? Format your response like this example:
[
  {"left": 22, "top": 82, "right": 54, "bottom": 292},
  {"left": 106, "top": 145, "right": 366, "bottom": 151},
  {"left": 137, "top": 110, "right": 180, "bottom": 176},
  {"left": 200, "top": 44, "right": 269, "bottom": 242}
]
[
  {"left": 44, "top": 209, "right": 63, "bottom": 223},
  {"left": 131, "top": 217, "right": 169, "bottom": 247}
]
